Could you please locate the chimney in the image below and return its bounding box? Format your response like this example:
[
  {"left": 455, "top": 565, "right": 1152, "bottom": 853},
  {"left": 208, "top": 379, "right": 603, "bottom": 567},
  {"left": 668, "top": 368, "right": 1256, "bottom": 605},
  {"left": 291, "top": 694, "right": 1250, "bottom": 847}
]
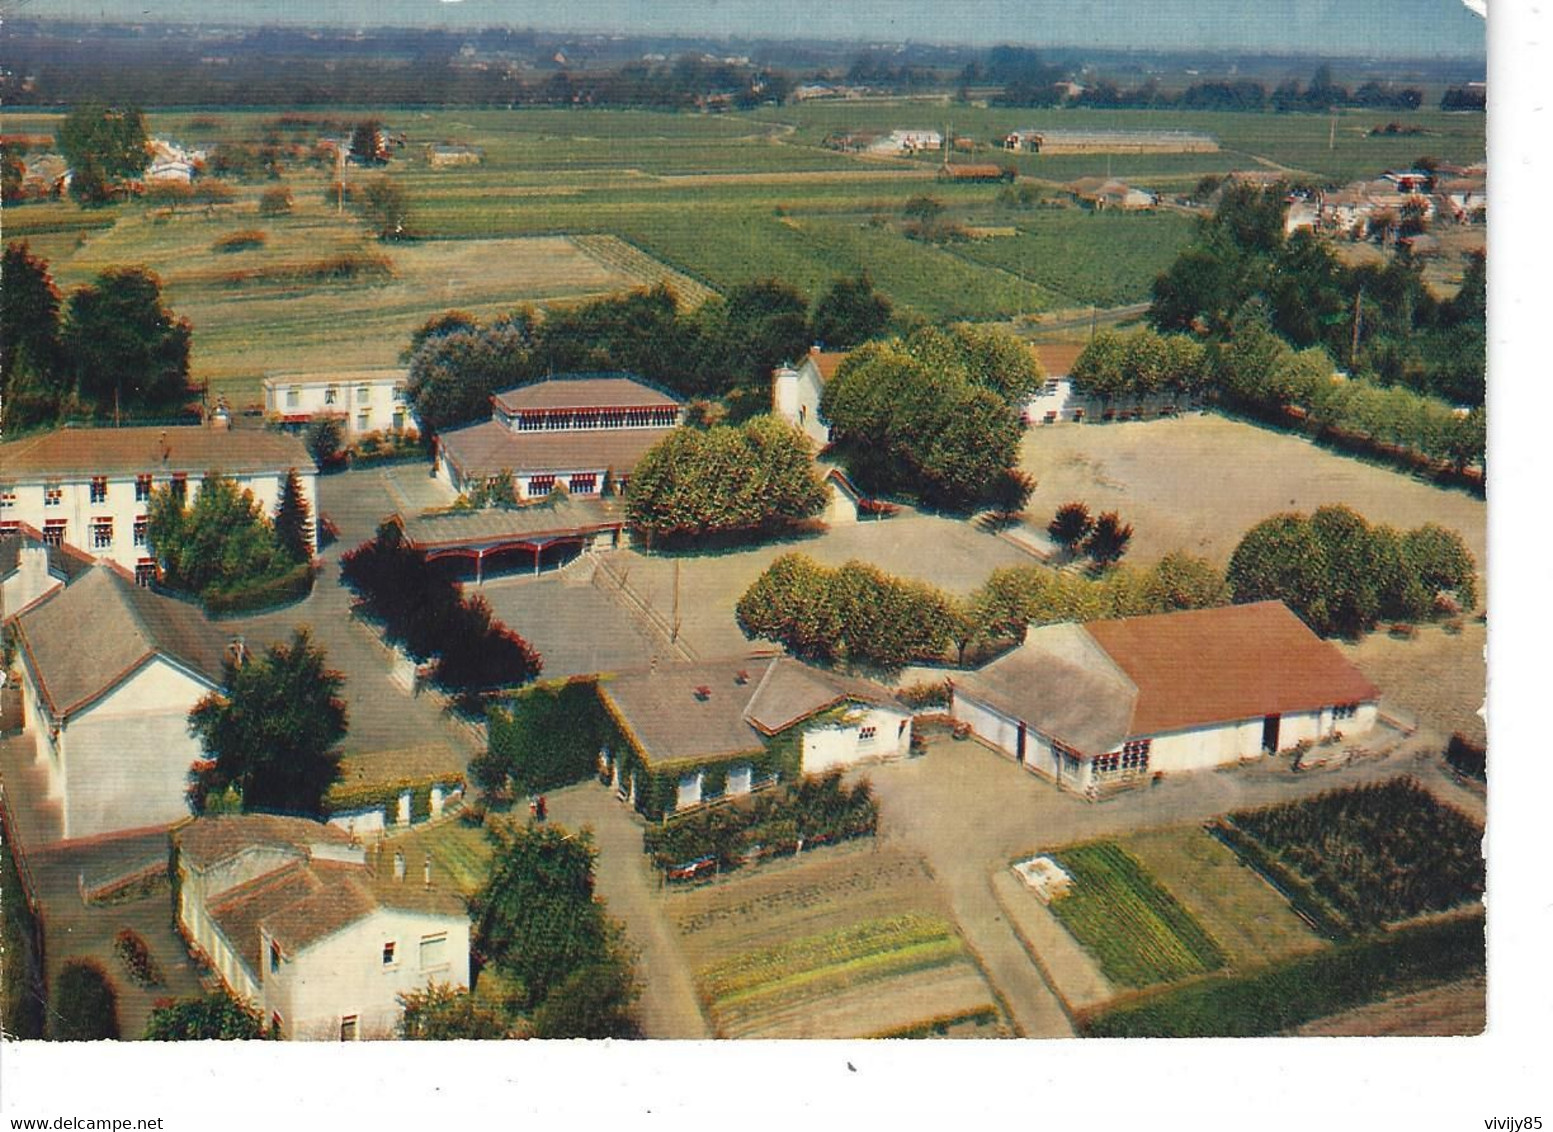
[
  {"left": 393, "top": 851, "right": 406, "bottom": 882},
  {"left": 424, "top": 853, "right": 432, "bottom": 890},
  {"left": 13, "top": 545, "right": 54, "bottom": 610},
  {"left": 158, "top": 430, "right": 171, "bottom": 464}
]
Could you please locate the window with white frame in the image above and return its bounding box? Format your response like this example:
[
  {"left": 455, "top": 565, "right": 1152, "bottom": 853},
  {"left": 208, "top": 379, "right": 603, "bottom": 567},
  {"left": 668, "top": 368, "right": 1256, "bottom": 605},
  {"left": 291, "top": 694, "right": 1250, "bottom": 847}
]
[
  {"left": 1333, "top": 703, "right": 1358, "bottom": 720},
  {"left": 357, "top": 411, "right": 370, "bottom": 432},
  {"left": 286, "top": 389, "right": 300, "bottom": 409},
  {"left": 568, "top": 473, "right": 597, "bottom": 494},
  {"left": 170, "top": 474, "right": 187, "bottom": 501},
  {"left": 135, "top": 560, "right": 157, "bottom": 587},
  {"left": 135, "top": 474, "right": 153, "bottom": 502},
  {"left": 357, "top": 385, "right": 370, "bottom": 405},
  {"left": 89, "top": 476, "right": 108, "bottom": 503},
  {"left": 859, "top": 724, "right": 877, "bottom": 742},
  {"left": 527, "top": 474, "right": 556, "bottom": 497},
  {"left": 133, "top": 516, "right": 149, "bottom": 546},
  {"left": 339, "top": 1016, "right": 358, "bottom": 1041},
  {"left": 324, "top": 385, "right": 338, "bottom": 405},
  {"left": 42, "top": 519, "right": 66, "bottom": 547},
  {"left": 419, "top": 932, "right": 448, "bottom": 971},
  {"left": 382, "top": 941, "right": 397, "bottom": 966},
  {"left": 0, "top": 484, "right": 14, "bottom": 509},
  {"left": 44, "top": 483, "right": 63, "bottom": 507},
  {"left": 91, "top": 517, "right": 113, "bottom": 549}
]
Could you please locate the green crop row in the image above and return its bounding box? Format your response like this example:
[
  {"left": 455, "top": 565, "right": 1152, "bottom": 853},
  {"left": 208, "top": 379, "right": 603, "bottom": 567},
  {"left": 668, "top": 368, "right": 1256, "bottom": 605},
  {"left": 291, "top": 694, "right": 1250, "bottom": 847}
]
[
  {"left": 1050, "top": 842, "right": 1227, "bottom": 988},
  {"left": 699, "top": 912, "right": 955, "bottom": 1001}
]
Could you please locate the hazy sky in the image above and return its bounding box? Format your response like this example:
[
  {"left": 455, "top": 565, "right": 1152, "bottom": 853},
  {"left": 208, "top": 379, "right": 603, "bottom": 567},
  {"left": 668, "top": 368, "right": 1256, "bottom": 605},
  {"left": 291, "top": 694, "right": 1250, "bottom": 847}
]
[{"left": 16, "top": 0, "right": 1487, "bottom": 58}]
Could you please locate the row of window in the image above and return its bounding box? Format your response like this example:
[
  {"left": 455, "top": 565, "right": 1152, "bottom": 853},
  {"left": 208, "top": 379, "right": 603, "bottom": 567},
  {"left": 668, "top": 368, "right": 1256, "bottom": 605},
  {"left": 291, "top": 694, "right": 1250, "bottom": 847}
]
[
  {"left": 1333, "top": 703, "right": 1360, "bottom": 720},
  {"left": 1094, "top": 739, "right": 1152, "bottom": 777},
  {"left": 3, "top": 474, "right": 184, "bottom": 510},
  {"left": 284, "top": 384, "right": 402, "bottom": 409},
  {"left": 492, "top": 473, "right": 600, "bottom": 497},
  {"left": 33, "top": 517, "right": 150, "bottom": 550},
  {"left": 508, "top": 407, "right": 679, "bottom": 431}
]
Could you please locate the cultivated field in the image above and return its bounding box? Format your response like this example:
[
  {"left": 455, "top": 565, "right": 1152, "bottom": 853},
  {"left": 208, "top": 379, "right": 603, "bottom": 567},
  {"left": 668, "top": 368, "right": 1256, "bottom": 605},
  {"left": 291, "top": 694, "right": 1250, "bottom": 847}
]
[
  {"left": 1116, "top": 826, "right": 1325, "bottom": 969},
  {"left": 669, "top": 845, "right": 1007, "bottom": 1038},
  {"left": 1044, "top": 841, "right": 1227, "bottom": 988},
  {"left": 1293, "top": 974, "right": 1486, "bottom": 1036}
]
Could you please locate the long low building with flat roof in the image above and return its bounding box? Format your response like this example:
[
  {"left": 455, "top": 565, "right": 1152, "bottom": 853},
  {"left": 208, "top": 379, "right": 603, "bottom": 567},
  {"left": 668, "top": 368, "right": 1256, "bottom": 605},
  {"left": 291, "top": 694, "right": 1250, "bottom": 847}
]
[{"left": 0, "top": 425, "right": 317, "bottom": 579}]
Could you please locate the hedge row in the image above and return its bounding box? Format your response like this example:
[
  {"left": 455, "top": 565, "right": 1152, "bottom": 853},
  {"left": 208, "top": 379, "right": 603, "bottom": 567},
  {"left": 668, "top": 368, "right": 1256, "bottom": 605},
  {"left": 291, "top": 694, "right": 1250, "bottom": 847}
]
[
  {"left": 203, "top": 561, "right": 315, "bottom": 616},
  {"left": 1079, "top": 911, "right": 1485, "bottom": 1037},
  {"left": 643, "top": 772, "right": 878, "bottom": 877}
]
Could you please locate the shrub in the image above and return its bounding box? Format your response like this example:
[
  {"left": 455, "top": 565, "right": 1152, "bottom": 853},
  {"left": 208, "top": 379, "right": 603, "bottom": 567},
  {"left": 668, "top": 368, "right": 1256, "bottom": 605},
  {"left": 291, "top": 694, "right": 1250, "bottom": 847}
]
[
  {"left": 213, "top": 229, "right": 266, "bottom": 253},
  {"left": 1445, "top": 733, "right": 1486, "bottom": 783},
  {"left": 897, "top": 679, "right": 952, "bottom": 710},
  {"left": 258, "top": 185, "right": 293, "bottom": 217},
  {"left": 202, "top": 561, "right": 314, "bottom": 616},
  {"left": 51, "top": 960, "right": 120, "bottom": 1040},
  {"left": 480, "top": 679, "right": 606, "bottom": 800},
  {"left": 113, "top": 929, "right": 163, "bottom": 987},
  {"left": 145, "top": 991, "right": 265, "bottom": 1040}
]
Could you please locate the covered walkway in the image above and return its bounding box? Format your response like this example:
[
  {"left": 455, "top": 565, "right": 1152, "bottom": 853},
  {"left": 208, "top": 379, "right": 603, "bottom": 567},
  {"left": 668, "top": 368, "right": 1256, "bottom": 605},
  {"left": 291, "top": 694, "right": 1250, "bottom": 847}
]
[{"left": 395, "top": 496, "right": 627, "bottom": 583}]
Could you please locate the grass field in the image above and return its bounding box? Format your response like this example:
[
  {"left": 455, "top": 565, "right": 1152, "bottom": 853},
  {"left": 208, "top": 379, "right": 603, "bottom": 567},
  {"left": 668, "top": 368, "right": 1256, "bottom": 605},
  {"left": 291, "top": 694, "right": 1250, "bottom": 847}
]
[
  {"left": 671, "top": 846, "right": 1006, "bottom": 1038},
  {"left": 1046, "top": 841, "right": 1227, "bottom": 989},
  {"left": 1116, "top": 826, "right": 1325, "bottom": 969}
]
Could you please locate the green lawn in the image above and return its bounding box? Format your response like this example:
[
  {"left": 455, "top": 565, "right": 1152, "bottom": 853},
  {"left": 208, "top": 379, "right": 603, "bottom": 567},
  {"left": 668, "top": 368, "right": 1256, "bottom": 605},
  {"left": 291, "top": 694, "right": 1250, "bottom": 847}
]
[{"left": 1048, "top": 841, "right": 1227, "bottom": 988}]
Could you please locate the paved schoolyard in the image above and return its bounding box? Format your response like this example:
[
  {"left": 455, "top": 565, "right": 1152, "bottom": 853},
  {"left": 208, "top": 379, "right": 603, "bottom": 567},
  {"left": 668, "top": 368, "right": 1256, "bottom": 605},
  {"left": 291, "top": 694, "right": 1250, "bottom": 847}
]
[
  {"left": 595, "top": 514, "right": 1037, "bottom": 660},
  {"left": 474, "top": 567, "right": 667, "bottom": 680}
]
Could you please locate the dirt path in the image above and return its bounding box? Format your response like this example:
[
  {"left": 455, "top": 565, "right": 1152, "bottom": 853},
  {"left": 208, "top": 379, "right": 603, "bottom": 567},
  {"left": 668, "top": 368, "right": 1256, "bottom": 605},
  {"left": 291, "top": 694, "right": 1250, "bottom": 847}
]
[{"left": 547, "top": 782, "right": 712, "bottom": 1039}]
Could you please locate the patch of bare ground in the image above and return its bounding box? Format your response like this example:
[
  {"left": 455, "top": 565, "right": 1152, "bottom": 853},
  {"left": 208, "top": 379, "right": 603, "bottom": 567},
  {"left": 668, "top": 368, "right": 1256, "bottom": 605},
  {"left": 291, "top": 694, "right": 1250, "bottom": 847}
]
[
  {"left": 1294, "top": 974, "right": 1486, "bottom": 1036},
  {"left": 1338, "top": 621, "right": 1487, "bottom": 747}
]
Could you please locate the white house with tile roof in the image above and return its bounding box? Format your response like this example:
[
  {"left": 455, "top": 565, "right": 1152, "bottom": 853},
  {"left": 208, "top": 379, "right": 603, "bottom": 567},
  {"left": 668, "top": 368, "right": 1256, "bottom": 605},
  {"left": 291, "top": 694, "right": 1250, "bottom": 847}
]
[
  {"left": 176, "top": 815, "right": 471, "bottom": 1040},
  {"left": 0, "top": 424, "right": 317, "bottom": 579},
  {"left": 772, "top": 347, "right": 848, "bottom": 448},
  {"left": 8, "top": 564, "right": 233, "bottom": 841},
  {"left": 263, "top": 369, "right": 417, "bottom": 438},
  {"left": 950, "top": 601, "right": 1380, "bottom": 797}
]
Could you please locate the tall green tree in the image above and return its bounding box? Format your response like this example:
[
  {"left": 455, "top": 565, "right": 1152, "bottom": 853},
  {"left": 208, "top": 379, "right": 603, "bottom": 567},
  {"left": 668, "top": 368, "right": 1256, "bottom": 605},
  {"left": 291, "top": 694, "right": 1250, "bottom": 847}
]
[
  {"left": 1083, "top": 512, "right": 1134, "bottom": 568},
  {"left": 62, "top": 267, "right": 191, "bottom": 412},
  {"left": 0, "top": 242, "right": 65, "bottom": 429},
  {"left": 187, "top": 628, "right": 348, "bottom": 817},
  {"left": 56, "top": 102, "right": 149, "bottom": 205},
  {"left": 273, "top": 469, "right": 313, "bottom": 564},
  {"left": 626, "top": 416, "right": 829, "bottom": 544},
  {"left": 148, "top": 473, "right": 286, "bottom": 598},
  {"left": 810, "top": 273, "right": 892, "bottom": 349},
  {"left": 1047, "top": 502, "right": 1094, "bottom": 555},
  {"left": 530, "top": 946, "right": 642, "bottom": 1039},
  {"left": 470, "top": 821, "right": 614, "bottom": 1011},
  {"left": 405, "top": 315, "right": 536, "bottom": 435},
  {"left": 358, "top": 176, "right": 410, "bottom": 240}
]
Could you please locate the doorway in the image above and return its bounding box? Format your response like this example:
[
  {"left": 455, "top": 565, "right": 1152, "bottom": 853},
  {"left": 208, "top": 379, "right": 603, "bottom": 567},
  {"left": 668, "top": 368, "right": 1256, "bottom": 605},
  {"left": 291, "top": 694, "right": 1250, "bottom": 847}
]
[
  {"left": 1016, "top": 723, "right": 1027, "bottom": 764},
  {"left": 1262, "top": 714, "right": 1282, "bottom": 752}
]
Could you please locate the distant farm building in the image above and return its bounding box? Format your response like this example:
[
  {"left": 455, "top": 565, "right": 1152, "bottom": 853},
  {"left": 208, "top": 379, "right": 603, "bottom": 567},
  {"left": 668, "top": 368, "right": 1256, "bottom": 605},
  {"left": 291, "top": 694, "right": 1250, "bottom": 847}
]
[
  {"left": 1067, "top": 177, "right": 1158, "bottom": 211},
  {"left": 425, "top": 144, "right": 483, "bottom": 168},
  {"left": 938, "top": 163, "right": 1013, "bottom": 183},
  {"left": 1002, "top": 129, "right": 1218, "bottom": 155},
  {"left": 869, "top": 129, "right": 943, "bottom": 156}
]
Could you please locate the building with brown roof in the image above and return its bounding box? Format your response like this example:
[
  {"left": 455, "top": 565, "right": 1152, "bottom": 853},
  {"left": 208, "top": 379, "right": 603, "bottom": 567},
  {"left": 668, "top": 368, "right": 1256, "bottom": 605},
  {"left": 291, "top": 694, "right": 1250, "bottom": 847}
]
[
  {"left": 598, "top": 656, "right": 910, "bottom": 818},
  {"left": 773, "top": 346, "right": 850, "bottom": 448},
  {"left": 434, "top": 373, "right": 683, "bottom": 500},
  {"left": 8, "top": 564, "right": 234, "bottom": 841},
  {"left": 1, "top": 524, "right": 95, "bottom": 618},
  {"left": 176, "top": 814, "right": 470, "bottom": 1040},
  {"left": 950, "top": 601, "right": 1380, "bottom": 796},
  {"left": 0, "top": 424, "right": 317, "bottom": 578}
]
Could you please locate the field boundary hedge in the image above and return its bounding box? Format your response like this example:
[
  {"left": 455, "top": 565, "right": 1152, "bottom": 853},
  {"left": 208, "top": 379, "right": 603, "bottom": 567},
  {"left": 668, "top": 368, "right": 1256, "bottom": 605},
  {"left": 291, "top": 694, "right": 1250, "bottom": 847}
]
[{"left": 1078, "top": 910, "right": 1485, "bottom": 1037}]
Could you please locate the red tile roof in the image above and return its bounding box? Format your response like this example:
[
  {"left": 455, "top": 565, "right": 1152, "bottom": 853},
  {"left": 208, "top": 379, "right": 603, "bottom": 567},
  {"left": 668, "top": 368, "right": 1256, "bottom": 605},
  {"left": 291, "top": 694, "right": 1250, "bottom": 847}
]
[
  {"left": 1029, "top": 343, "right": 1085, "bottom": 378},
  {"left": 492, "top": 375, "right": 680, "bottom": 413},
  {"left": 809, "top": 350, "right": 849, "bottom": 383},
  {"left": 1084, "top": 601, "right": 1379, "bottom": 736},
  {"left": 0, "top": 425, "right": 313, "bottom": 479},
  {"left": 436, "top": 419, "right": 674, "bottom": 480}
]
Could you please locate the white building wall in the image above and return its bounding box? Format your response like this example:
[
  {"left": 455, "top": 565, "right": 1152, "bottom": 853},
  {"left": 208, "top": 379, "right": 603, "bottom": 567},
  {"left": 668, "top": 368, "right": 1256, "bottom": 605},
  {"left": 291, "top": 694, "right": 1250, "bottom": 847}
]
[
  {"left": 1144, "top": 718, "right": 1266, "bottom": 774},
  {"left": 772, "top": 360, "right": 829, "bottom": 447},
  {"left": 1, "top": 466, "right": 318, "bottom": 570},
  {"left": 799, "top": 706, "right": 912, "bottom": 774},
  {"left": 55, "top": 657, "right": 215, "bottom": 840},
  {"left": 264, "top": 376, "right": 415, "bottom": 438},
  {"left": 264, "top": 908, "right": 470, "bottom": 1041}
]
